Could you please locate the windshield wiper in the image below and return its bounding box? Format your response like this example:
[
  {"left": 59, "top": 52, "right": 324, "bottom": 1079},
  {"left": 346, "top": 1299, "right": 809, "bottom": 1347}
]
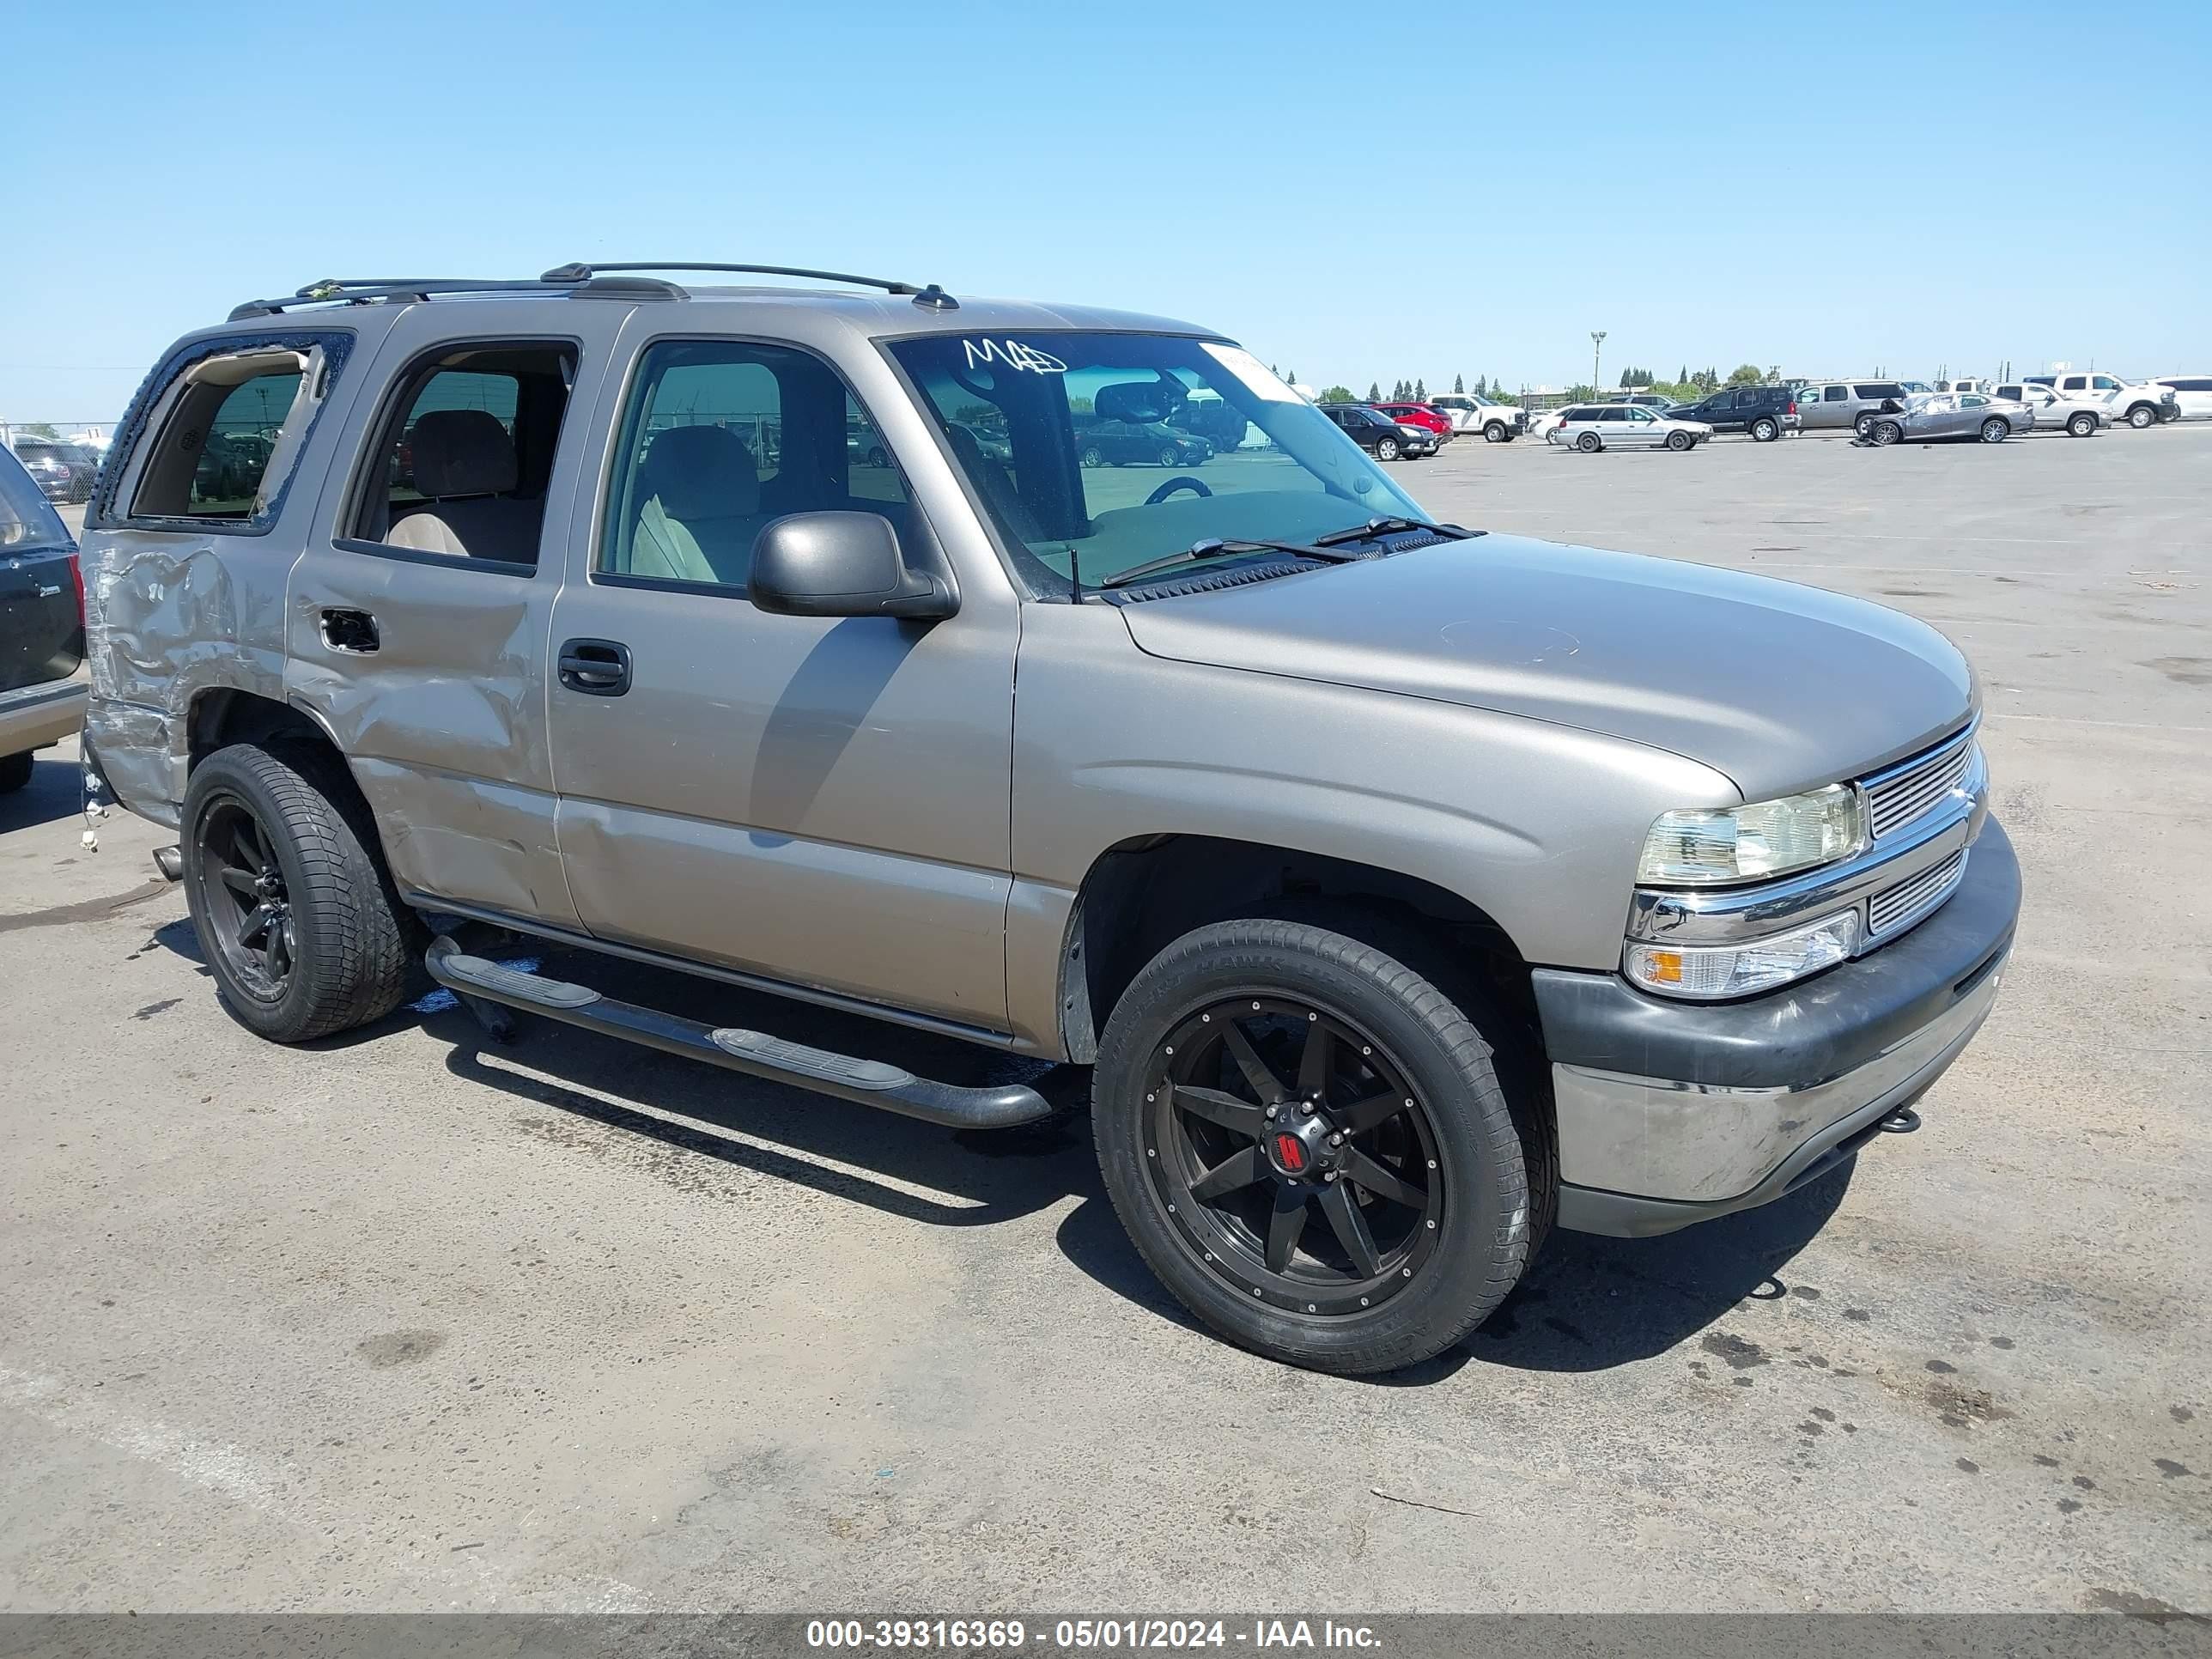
[
  {"left": 1096, "top": 536, "right": 1362, "bottom": 591},
  {"left": 1312, "top": 515, "right": 1480, "bottom": 548}
]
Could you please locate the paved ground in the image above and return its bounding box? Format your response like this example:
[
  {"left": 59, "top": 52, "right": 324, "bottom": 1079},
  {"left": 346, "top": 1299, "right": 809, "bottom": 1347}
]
[{"left": 3, "top": 427, "right": 2208, "bottom": 1615}]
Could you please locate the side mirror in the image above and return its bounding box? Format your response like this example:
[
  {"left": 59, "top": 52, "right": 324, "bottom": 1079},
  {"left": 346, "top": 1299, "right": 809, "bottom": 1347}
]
[{"left": 749, "top": 511, "right": 957, "bottom": 620}]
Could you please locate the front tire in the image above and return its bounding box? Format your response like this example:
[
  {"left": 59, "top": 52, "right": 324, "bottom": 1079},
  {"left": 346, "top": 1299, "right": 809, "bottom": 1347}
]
[
  {"left": 2067, "top": 411, "right": 2097, "bottom": 438},
  {"left": 0, "top": 750, "right": 33, "bottom": 794},
  {"left": 1666, "top": 429, "right": 1693, "bottom": 451},
  {"left": 1375, "top": 437, "right": 1401, "bottom": 461},
  {"left": 1872, "top": 420, "right": 1903, "bottom": 446},
  {"left": 1092, "top": 918, "right": 1543, "bottom": 1375},
  {"left": 2127, "top": 404, "right": 2156, "bottom": 429},
  {"left": 1080, "top": 445, "right": 1103, "bottom": 468},
  {"left": 1483, "top": 422, "right": 1510, "bottom": 443},
  {"left": 182, "top": 743, "right": 411, "bottom": 1043},
  {"left": 1750, "top": 416, "right": 1780, "bottom": 442}
]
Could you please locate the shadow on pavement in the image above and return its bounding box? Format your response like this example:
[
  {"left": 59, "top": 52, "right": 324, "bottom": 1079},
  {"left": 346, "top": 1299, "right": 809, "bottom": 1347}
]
[
  {"left": 409, "top": 943, "right": 1092, "bottom": 1228},
  {"left": 1055, "top": 1158, "right": 1854, "bottom": 1383},
  {"left": 0, "top": 754, "right": 86, "bottom": 831},
  {"left": 143, "top": 918, "right": 1855, "bottom": 1379}
]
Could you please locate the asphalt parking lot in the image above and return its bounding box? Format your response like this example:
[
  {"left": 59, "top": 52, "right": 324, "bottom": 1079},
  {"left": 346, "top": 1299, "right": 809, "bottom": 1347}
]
[{"left": 3, "top": 424, "right": 2208, "bottom": 1615}]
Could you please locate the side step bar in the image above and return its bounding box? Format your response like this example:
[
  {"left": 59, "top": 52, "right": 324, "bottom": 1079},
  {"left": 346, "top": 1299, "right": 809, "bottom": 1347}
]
[{"left": 423, "top": 937, "right": 1054, "bottom": 1130}]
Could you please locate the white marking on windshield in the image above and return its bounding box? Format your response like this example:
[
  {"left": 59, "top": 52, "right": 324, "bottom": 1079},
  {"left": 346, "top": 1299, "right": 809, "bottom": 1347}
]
[{"left": 961, "top": 339, "right": 1067, "bottom": 374}]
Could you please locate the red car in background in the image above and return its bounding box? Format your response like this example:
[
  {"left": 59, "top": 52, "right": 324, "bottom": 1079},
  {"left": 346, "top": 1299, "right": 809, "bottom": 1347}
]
[{"left": 1371, "top": 403, "right": 1454, "bottom": 442}]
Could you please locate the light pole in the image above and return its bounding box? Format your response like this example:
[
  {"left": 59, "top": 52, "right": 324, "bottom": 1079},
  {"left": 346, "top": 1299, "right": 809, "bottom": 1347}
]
[{"left": 1590, "top": 331, "right": 1607, "bottom": 395}]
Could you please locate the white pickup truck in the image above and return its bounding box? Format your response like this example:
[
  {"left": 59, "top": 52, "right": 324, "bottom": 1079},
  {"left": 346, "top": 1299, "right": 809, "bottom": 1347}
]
[
  {"left": 2028, "top": 372, "right": 2180, "bottom": 428},
  {"left": 1427, "top": 392, "right": 1529, "bottom": 442}
]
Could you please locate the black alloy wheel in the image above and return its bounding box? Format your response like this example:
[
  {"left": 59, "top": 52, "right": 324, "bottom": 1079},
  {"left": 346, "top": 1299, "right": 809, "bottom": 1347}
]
[
  {"left": 193, "top": 799, "right": 297, "bottom": 1001},
  {"left": 1146, "top": 997, "right": 1443, "bottom": 1316}
]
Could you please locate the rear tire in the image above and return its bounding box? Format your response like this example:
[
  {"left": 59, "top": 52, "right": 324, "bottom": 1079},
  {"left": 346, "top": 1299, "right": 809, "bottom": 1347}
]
[
  {"left": 1979, "top": 418, "right": 2008, "bottom": 443},
  {"left": 0, "top": 750, "right": 33, "bottom": 794},
  {"left": 1576, "top": 431, "right": 1601, "bottom": 453},
  {"left": 181, "top": 743, "right": 411, "bottom": 1043},
  {"left": 1092, "top": 917, "right": 1544, "bottom": 1375},
  {"left": 1080, "top": 445, "right": 1103, "bottom": 468},
  {"left": 1853, "top": 411, "right": 1878, "bottom": 440},
  {"left": 1750, "top": 416, "right": 1780, "bottom": 442}
]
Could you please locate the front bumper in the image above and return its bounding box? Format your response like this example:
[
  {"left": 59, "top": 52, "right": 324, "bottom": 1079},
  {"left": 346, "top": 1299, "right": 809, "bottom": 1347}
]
[
  {"left": 1534, "top": 816, "right": 2020, "bottom": 1237},
  {"left": 0, "top": 677, "right": 88, "bottom": 757}
]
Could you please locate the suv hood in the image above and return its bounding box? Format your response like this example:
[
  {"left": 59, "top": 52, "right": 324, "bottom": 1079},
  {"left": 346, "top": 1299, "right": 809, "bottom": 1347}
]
[{"left": 1118, "top": 536, "right": 1975, "bottom": 800}]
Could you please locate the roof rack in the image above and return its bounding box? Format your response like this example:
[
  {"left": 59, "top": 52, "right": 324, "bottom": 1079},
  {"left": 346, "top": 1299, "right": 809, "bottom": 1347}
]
[
  {"left": 226, "top": 273, "right": 682, "bottom": 322},
  {"left": 539, "top": 263, "right": 958, "bottom": 311}
]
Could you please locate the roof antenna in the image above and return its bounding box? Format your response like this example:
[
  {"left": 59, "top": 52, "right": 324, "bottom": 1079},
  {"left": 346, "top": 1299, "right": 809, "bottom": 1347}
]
[{"left": 1066, "top": 543, "right": 1085, "bottom": 605}]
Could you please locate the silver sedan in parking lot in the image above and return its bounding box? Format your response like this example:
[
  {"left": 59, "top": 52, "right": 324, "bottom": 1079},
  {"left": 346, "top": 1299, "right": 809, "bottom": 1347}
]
[{"left": 1864, "top": 392, "right": 2016, "bottom": 446}]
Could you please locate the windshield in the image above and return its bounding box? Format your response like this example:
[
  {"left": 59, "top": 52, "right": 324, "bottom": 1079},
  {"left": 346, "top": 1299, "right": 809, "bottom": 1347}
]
[
  {"left": 886, "top": 333, "right": 1425, "bottom": 592},
  {"left": 1, "top": 451, "right": 72, "bottom": 550}
]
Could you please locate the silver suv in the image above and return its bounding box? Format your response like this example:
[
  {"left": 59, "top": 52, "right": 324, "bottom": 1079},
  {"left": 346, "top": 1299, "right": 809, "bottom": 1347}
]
[
  {"left": 1800, "top": 380, "right": 1912, "bottom": 437},
  {"left": 78, "top": 264, "right": 2018, "bottom": 1375}
]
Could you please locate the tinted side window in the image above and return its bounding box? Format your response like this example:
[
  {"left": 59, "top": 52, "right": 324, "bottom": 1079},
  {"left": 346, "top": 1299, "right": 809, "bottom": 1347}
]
[
  {"left": 599, "top": 340, "right": 910, "bottom": 592},
  {"left": 346, "top": 344, "right": 575, "bottom": 568},
  {"left": 1823, "top": 386, "right": 1848, "bottom": 402},
  {"left": 1855, "top": 383, "right": 1903, "bottom": 399}
]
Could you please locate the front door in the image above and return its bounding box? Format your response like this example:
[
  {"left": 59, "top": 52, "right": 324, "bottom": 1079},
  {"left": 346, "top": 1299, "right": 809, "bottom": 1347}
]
[{"left": 543, "top": 326, "right": 1018, "bottom": 1031}]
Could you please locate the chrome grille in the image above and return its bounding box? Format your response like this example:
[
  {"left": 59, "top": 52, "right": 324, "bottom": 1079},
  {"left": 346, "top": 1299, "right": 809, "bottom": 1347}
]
[
  {"left": 1866, "top": 734, "right": 1974, "bottom": 838},
  {"left": 1869, "top": 849, "right": 1966, "bottom": 938}
]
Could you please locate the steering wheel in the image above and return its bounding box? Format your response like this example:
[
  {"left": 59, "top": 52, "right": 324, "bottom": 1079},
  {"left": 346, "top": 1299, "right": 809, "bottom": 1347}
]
[{"left": 1144, "top": 477, "right": 1213, "bottom": 506}]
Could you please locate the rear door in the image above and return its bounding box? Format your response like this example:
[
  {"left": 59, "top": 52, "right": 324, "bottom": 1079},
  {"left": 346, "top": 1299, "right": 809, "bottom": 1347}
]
[
  {"left": 541, "top": 321, "right": 1018, "bottom": 1031},
  {"left": 283, "top": 298, "right": 629, "bottom": 927},
  {"left": 0, "top": 455, "right": 81, "bottom": 694}
]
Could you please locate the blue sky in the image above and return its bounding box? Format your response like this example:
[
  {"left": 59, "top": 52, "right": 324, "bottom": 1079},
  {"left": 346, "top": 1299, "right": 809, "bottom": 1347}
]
[{"left": 3, "top": 0, "right": 2207, "bottom": 424}]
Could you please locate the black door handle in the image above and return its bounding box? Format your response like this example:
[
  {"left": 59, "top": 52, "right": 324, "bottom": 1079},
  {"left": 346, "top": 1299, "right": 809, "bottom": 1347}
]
[
  {"left": 320, "top": 608, "right": 380, "bottom": 653},
  {"left": 558, "top": 638, "right": 632, "bottom": 696}
]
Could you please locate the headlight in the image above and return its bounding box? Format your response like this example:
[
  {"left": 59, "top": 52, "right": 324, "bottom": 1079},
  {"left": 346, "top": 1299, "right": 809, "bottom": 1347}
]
[
  {"left": 1638, "top": 783, "right": 1867, "bottom": 885},
  {"left": 1626, "top": 908, "right": 1861, "bottom": 1000}
]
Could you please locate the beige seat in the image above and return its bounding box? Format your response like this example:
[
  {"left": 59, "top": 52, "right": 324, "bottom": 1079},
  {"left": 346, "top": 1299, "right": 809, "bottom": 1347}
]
[
  {"left": 388, "top": 410, "right": 543, "bottom": 563},
  {"left": 627, "top": 425, "right": 763, "bottom": 586}
]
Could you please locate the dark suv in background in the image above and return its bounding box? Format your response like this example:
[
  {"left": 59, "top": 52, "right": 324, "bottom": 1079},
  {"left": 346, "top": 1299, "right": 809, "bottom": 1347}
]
[
  {"left": 1, "top": 444, "right": 86, "bottom": 793},
  {"left": 1668, "top": 385, "right": 1801, "bottom": 442},
  {"left": 1317, "top": 404, "right": 1437, "bottom": 460},
  {"left": 9, "top": 440, "right": 101, "bottom": 503}
]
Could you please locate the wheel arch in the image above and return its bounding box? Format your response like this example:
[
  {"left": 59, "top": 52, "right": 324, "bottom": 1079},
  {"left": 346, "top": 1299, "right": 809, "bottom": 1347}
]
[
  {"left": 183, "top": 689, "right": 392, "bottom": 868},
  {"left": 1055, "top": 833, "right": 1539, "bottom": 1067}
]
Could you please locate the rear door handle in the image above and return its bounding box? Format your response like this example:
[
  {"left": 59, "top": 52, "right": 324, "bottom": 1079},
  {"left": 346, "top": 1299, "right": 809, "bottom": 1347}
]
[
  {"left": 558, "top": 638, "right": 632, "bottom": 696},
  {"left": 320, "top": 608, "right": 380, "bottom": 653}
]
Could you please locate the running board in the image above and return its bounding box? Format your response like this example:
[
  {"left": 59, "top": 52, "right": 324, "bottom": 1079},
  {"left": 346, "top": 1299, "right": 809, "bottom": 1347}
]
[{"left": 423, "top": 937, "right": 1053, "bottom": 1130}]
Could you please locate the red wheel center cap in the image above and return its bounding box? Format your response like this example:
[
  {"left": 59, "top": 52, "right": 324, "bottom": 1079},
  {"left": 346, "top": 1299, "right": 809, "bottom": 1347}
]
[{"left": 1273, "top": 1132, "right": 1308, "bottom": 1174}]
